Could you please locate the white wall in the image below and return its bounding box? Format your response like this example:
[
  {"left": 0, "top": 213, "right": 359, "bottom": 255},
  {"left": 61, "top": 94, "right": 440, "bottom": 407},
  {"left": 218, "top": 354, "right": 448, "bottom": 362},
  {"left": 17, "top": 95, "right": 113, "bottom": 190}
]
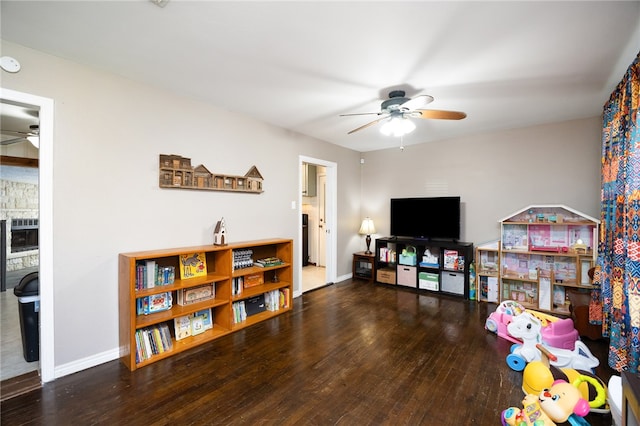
[
  {"left": 1, "top": 40, "right": 362, "bottom": 372},
  {"left": 360, "top": 117, "right": 602, "bottom": 246}
]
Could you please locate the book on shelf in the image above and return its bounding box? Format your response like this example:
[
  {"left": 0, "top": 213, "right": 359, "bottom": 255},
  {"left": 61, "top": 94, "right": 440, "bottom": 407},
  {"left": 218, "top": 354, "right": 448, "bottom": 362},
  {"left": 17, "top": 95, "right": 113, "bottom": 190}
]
[
  {"left": 193, "top": 308, "right": 213, "bottom": 330},
  {"left": 158, "top": 266, "right": 175, "bottom": 286},
  {"left": 245, "top": 294, "right": 267, "bottom": 316},
  {"left": 553, "top": 286, "right": 566, "bottom": 306},
  {"left": 191, "top": 315, "right": 205, "bottom": 335},
  {"left": 264, "top": 290, "right": 280, "bottom": 311},
  {"left": 136, "top": 263, "right": 175, "bottom": 290},
  {"left": 137, "top": 292, "right": 172, "bottom": 315},
  {"left": 233, "top": 249, "right": 254, "bottom": 270},
  {"left": 443, "top": 250, "right": 459, "bottom": 270},
  {"left": 232, "top": 300, "right": 247, "bottom": 324},
  {"left": 378, "top": 247, "right": 396, "bottom": 263},
  {"left": 279, "top": 288, "right": 290, "bottom": 309},
  {"left": 232, "top": 277, "right": 244, "bottom": 296},
  {"left": 174, "top": 314, "right": 192, "bottom": 340},
  {"left": 179, "top": 252, "right": 207, "bottom": 279},
  {"left": 135, "top": 323, "right": 173, "bottom": 363},
  {"left": 176, "top": 283, "right": 215, "bottom": 306},
  {"left": 243, "top": 273, "right": 264, "bottom": 288},
  {"left": 254, "top": 257, "right": 283, "bottom": 267},
  {"left": 145, "top": 260, "right": 156, "bottom": 288},
  {"left": 173, "top": 308, "right": 214, "bottom": 341}
]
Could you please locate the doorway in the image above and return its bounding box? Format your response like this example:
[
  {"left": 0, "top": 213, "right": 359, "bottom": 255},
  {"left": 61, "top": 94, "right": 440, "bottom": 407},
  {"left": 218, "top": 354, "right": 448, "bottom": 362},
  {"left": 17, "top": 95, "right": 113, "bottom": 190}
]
[
  {"left": 299, "top": 157, "right": 337, "bottom": 294},
  {"left": 0, "top": 88, "right": 54, "bottom": 383}
]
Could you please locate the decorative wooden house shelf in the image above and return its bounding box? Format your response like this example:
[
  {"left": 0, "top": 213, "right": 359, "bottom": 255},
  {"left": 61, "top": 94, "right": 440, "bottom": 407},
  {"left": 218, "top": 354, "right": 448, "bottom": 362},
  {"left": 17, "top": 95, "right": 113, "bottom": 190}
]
[
  {"left": 475, "top": 205, "right": 599, "bottom": 315},
  {"left": 159, "top": 154, "right": 263, "bottom": 194}
]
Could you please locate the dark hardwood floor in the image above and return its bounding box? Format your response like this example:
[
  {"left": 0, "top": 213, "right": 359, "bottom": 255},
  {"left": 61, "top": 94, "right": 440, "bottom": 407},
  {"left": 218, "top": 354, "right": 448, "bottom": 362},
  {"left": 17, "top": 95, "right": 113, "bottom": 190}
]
[{"left": 1, "top": 279, "right": 616, "bottom": 425}]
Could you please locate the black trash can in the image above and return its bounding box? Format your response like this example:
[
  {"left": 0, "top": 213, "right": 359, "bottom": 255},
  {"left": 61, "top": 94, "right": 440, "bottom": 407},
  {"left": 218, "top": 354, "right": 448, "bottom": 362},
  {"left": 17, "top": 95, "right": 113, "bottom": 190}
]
[{"left": 13, "top": 271, "right": 39, "bottom": 362}]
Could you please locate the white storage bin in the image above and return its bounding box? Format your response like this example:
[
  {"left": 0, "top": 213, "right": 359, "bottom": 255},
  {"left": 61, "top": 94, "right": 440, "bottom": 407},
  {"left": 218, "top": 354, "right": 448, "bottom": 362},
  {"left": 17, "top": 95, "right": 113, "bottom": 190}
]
[{"left": 441, "top": 271, "right": 464, "bottom": 295}]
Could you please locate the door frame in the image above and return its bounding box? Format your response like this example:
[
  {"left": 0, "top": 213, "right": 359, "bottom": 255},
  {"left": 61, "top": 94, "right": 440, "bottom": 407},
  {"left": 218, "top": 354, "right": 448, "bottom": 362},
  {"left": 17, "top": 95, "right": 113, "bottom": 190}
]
[
  {"left": 1, "top": 88, "right": 55, "bottom": 382},
  {"left": 298, "top": 156, "right": 337, "bottom": 296}
]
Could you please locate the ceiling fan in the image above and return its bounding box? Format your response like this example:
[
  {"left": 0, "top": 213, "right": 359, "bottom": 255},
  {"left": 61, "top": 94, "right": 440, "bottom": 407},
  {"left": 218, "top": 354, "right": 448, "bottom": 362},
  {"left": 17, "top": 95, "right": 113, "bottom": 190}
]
[
  {"left": 341, "top": 90, "right": 466, "bottom": 136},
  {"left": 1, "top": 124, "right": 39, "bottom": 146}
]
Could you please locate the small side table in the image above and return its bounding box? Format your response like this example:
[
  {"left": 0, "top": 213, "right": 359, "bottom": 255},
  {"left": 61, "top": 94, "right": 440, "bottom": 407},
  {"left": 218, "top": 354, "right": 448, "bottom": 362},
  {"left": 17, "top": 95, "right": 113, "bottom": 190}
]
[{"left": 353, "top": 251, "right": 375, "bottom": 283}]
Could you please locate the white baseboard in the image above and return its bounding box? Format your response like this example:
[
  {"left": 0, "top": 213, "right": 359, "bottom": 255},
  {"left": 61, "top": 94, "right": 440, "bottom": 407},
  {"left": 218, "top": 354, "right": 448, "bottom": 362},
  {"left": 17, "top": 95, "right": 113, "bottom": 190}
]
[
  {"left": 54, "top": 347, "right": 120, "bottom": 379},
  {"left": 337, "top": 273, "right": 351, "bottom": 282}
]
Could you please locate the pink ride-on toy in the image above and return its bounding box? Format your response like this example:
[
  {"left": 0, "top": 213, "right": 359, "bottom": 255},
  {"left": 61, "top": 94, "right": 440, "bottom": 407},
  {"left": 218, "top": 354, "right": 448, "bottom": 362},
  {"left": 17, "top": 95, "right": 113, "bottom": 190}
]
[{"left": 485, "top": 300, "right": 579, "bottom": 350}]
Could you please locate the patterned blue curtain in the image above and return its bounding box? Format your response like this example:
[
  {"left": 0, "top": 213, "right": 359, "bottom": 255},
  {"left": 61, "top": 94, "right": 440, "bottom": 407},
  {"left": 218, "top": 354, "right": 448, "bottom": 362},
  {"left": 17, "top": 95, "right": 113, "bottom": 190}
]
[{"left": 592, "top": 51, "right": 640, "bottom": 373}]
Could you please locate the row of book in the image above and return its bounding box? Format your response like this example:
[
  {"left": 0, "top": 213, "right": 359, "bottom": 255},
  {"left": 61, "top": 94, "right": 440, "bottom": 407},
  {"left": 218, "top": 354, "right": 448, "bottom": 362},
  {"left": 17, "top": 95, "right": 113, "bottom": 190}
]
[
  {"left": 233, "top": 249, "right": 254, "bottom": 270},
  {"left": 232, "top": 288, "right": 290, "bottom": 324},
  {"left": 232, "top": 276, "right": 245, "bottom": 296},
  {"left": 135, "top": 323, "right": 173, "bottom": 363},
  {"left": 173, "top": 308, "right": 213, "bottom": 340},
  {"left": 232, "top": 300, "right": 248, "bottom": 324},
  {"left": 265, "top": 288, "right": 290, "bottom": 310},
  {"left": 136, "top": 261, "right": 175, "bottom": 290},
  {"left": 379, "top": 247, "right": 397, "bottom": 264}
]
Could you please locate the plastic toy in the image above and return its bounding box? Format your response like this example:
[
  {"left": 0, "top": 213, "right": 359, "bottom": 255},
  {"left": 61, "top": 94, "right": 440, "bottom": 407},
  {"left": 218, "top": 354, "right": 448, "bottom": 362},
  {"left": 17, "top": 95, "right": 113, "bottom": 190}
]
[
  {"left": 502, "top": 393, "right": 554, "bottom": 425},
  {"left": 505, "top": 313, "right": 599, "bottom": 372},
  {"left": 539, "top": 380, "right": 591, "bottom": 425},
  {"left": 522, "top": 361, "right": 609, "bottom": 414},
  {"left": 502, "top": 380, "right": 592, "bottom": 426},
  {"left": 486, "top": 300, "right": 579, "bottom": 350}
]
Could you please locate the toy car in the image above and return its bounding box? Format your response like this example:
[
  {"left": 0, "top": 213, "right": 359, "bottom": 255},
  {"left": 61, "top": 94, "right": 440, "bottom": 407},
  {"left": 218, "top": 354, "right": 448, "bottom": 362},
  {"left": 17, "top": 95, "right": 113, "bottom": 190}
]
[{"left": 485, "top": 300, "right": 579, "bottom": 350}]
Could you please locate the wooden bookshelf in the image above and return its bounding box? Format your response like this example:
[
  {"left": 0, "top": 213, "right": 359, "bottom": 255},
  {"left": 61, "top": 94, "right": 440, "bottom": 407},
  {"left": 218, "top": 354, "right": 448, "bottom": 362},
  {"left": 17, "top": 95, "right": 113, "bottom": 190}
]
[{"left": 119, "top": 238, "right": 293, "bottom": 370}]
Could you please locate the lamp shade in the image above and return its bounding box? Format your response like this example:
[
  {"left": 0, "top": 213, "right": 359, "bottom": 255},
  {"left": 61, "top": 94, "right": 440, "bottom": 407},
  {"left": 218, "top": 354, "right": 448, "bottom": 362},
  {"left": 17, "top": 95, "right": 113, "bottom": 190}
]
[
  {"left": 359, "top": 217, "right": 376, "bottom": 235},
  {"left": 379, "top": 116, "right": 416, "bottom": 137}
]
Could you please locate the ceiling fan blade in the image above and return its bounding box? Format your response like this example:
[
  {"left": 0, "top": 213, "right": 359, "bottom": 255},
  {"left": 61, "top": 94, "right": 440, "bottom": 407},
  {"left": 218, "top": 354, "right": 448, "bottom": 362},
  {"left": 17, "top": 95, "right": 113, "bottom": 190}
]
[
  {"left": 339, "top": 112, "right": 383, "bottom": 117},
  {"left": 401, "top": 95, "right": 434, "bottom": 111},
  {"left": 1, "top": 129, "right": 33, "bottom": 137},
  {"left": 347, "top": 115, "right": 389, "bottom": 134},
  {"left": 415, "top": 109, "right": 467, "bottom": 120},
  {"left": 0, "top": 136, "right": 27, "bottom": 145}
]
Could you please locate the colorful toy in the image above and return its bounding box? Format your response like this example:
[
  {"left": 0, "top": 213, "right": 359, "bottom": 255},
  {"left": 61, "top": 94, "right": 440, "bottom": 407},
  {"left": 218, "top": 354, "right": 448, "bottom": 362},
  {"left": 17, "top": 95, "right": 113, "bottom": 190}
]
[
  {"left": 502, "top": 393, "right": 554, "bottom": 425},
  {"left": 486, "top": 300, "right": 579, "bottom": 350},
  {"left": 502, "top": 380, "right": 592, "bottom": 426},
  {"left": 522, "top": 361, "right": 609, "bottom": 414},
  {"left": 539, "top": 380, "right": 591, "bottom": 425},
  {"left": 505, "top": 313, "right": 599, "bottom": 372}
]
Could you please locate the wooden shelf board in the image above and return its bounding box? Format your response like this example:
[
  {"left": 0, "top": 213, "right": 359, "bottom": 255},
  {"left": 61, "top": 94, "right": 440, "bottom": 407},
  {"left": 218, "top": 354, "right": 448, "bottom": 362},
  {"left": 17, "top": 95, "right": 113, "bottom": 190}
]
[
  {"left": 135, "top": 273, "right": 228, "bottom": 297},
  {"left": 135, "top": 298, "right": 227, "bottom": 328},
  {"left": 231, "top": 307, "right": 291, "bottom": 331},
  {"left": 232, "top": 281, "right": 292, "bottom": 302},
  {"left": 136, "top": 324, "right": 230, "bottom": 368},
  {"left": 232, "top": 263, "right": 290, "bottom": 278}
]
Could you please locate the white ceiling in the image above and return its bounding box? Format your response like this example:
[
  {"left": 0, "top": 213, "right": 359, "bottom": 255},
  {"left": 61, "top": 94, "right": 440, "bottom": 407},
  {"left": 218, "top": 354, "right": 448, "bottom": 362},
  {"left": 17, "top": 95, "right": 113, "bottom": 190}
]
[{"left": 1, "top": 1, "right": 639, "bottom": 152}]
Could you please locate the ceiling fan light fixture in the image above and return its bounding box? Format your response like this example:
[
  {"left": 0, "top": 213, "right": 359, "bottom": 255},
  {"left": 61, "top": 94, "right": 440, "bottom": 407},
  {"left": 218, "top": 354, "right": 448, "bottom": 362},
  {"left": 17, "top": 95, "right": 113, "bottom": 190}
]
[{"left": 380, "top": 116, "right": 416, "bottom": 137}]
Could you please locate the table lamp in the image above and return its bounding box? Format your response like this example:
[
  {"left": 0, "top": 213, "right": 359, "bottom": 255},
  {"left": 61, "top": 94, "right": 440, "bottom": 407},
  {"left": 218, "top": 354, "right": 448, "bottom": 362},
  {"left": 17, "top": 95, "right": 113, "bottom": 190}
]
[{"left": 359, "top": 217, "right": 376, "bottom": 254}]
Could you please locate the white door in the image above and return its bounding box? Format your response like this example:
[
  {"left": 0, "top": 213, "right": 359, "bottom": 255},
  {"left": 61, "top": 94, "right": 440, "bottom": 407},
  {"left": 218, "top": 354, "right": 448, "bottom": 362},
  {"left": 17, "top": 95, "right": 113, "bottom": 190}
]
[{"left": 317, "top": 173, "right": 326, "bottom": 267}]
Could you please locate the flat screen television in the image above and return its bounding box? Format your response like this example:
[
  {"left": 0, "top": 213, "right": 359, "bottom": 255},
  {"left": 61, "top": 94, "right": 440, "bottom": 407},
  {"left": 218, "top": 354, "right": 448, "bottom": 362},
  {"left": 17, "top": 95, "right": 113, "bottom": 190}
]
[{"left": 390, "top": 196, "right": 460, "bottom": 241}]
